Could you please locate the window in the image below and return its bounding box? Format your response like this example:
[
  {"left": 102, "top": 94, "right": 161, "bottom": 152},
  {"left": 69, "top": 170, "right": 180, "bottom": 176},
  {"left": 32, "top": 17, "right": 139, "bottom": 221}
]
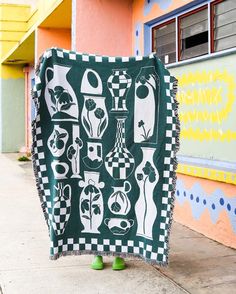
[
  {"left": 179, "top": 6, "right": 208, "bottom": 60},
  {"left": 211, "top": 0, "right": 236, "bottom": 52},
  {"left": 151, "top": 0, "right": 236, "bottom": 64},
  {"left": 152, "top": 20, "right": 176, "bottom": 65}
]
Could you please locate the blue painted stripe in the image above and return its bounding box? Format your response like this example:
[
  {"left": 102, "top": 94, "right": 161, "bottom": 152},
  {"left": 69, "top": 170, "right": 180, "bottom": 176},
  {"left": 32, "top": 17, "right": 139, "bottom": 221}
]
[
  {"left": 176, "top": 179, "right": 236, "bottom": 232},
  {"left": 146, "top": 0, "right": 210, "bottom": 26},
  {"left": 178, "top": 155, "right": 236, "bottom": 172},
  {"left": 144, "top": 24, "right": 151, "bottom": 56}
]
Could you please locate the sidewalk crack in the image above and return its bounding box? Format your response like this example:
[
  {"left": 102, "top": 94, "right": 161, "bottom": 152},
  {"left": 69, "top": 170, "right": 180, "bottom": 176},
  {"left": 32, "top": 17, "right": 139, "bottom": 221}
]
[{"left": 153, "top": 266, "right": 191, "bottom": 294}]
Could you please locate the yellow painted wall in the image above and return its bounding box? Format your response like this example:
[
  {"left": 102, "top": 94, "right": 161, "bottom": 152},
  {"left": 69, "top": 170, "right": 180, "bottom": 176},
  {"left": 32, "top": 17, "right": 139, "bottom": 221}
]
[{"left": 0, "top": 64, "right": 24, "bottom": 79}]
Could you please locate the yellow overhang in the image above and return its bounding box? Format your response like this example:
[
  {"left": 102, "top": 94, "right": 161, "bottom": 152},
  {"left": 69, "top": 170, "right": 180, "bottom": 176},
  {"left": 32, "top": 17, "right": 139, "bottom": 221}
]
[
  {"left": 3, "top": 31, "right": 34, "bottom": 64},
  {"left": 1, "top": 0, "right": 71, "bottom": 64},
  {"left": 40, "top": 0, "right": 71, "bottom": 29}
]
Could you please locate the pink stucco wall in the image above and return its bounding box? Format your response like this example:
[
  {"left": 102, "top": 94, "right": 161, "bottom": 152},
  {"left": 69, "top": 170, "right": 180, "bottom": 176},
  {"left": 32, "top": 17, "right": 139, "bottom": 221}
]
[
  {"left": 75, "top": 0, "right": 133, "bottom": 56},
  {"left": 36, "top": 28, "right": 71, "bottom": 60}
]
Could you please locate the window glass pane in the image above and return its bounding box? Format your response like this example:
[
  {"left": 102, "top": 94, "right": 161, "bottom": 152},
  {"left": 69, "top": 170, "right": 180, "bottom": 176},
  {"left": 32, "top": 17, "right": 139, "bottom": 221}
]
[
  {"left": 215, "top": 9, "right": 236, "bottom": 27},
  {"left": 182, "top": 43, "right": 208, "bottom": 60},
  {"left": 157, "top": 42, "right": 176, "bottom": 56},
  {"left": 156, "top": 31, "right": 176, "bottom": 47},
  {"left": 153, "top": 20, "right": 176, "bottom": 64},
  {"left": 155, "top": 22, "right": 175, "bottom": 37},
  {"left": 213, "top": 0, "right": 236, "bottom": 52},
  {"left": 182, "top": 19, "right": 208, "bottom": 39},
  {"left": 215, "top": 22, "right": 236, "bottom": 40},
  {"left": 215, "top": 34, "right": 236, "bottom": 51},
  {"left": 180, "top": 9, "right": 207, "bottom": 28},
  {"left": 215, "top": 0, "right": 236, "bottom": 15},
  {"left": 180, "top": 7, "right": 208, "bottom": 61}
]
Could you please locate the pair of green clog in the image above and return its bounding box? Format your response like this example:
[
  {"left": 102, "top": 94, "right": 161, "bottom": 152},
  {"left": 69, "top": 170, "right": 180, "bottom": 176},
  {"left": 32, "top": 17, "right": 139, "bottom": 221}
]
[{"left": 91, "top": 255, "right": 125, "bottom": 270}]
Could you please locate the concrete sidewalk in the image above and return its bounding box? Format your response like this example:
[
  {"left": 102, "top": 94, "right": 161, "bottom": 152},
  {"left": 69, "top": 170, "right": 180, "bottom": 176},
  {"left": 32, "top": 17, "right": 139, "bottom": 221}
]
[{"left": 0, "top": 153, "right": 235, "bottom": 294}]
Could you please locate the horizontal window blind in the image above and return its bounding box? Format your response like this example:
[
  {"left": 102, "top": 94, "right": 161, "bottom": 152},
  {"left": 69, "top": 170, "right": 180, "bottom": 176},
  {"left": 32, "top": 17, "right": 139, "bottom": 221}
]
[
  {"left": 213, "top": 0, "right": 236, "bottom": 52},
  {"left": 153, "top": 21, "right": 176, "bottom": 64},
  {"left": 180, "top": 9, "right": 207, "bottom": 28},
  {"left": 151, "top": 0, "right": 236, "bottom": 65},
  {"left": 180, "top": 7, "right": 208, "bottom": 61},
  {"left": 181, "top": 43, "right": 208, "bottom": 59},
  {"left": 215, "top": 0, "right": 236, "bottom": 15}
]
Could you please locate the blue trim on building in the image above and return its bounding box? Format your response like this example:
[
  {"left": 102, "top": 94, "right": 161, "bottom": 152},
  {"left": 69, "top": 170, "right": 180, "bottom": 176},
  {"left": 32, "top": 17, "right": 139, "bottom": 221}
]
[
  {"left": 178, "top": 156, "right": 236, "bottom": 173},
  {"left": 144, "top": 24, "right": 151, "bottom": 56},
  {"left": 146, "top": 0, "right": 209, "bottom": 26},
  {"left": 144, "top": 0, "right": 210, "bottom": 55}
]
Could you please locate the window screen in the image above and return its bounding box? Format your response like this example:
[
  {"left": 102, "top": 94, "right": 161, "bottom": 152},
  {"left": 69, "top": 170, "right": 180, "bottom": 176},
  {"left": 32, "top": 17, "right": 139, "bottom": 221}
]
[
  {"left": 213, "top": 0, "right": 236, "bottom": 52},
  {"left": 153, "top": 21, "right": 176, "bottom": 64},
  {"left": 179, "top": 7, "right": 208, "bottom": 60}
]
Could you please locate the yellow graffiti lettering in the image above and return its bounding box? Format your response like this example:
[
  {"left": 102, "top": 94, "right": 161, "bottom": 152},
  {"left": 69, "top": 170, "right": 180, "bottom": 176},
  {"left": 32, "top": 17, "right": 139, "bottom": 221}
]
[
  {"left": 177, "top": 88, "right": 222, "bottom": 105},
  {"left": 180, "top": 128, "right": 236, "bottom": 142},
  {"left": 176, "top": 69, "right": 236, "bottom": 141}
]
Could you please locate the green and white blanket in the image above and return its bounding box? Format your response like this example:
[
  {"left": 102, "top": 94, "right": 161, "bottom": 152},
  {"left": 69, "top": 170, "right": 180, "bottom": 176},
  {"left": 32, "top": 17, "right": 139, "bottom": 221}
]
[{"left": 32, "top": 48, "right": 179, "bottom": 265}]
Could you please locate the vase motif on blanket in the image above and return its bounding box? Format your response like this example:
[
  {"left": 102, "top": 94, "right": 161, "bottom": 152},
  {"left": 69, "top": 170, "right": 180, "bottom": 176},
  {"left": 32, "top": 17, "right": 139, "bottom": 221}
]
[
  {"left": 105, "top": 117, "right": 135, "bottom": 180},
  {"left": 135, "top": 147, "right": 159, "bottom": 240},
  {"left": 107, "top": 69, "right": 131, "bottom": 112}
]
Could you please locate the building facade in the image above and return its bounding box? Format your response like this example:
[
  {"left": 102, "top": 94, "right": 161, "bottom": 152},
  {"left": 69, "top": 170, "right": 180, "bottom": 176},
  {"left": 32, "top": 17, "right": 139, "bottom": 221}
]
[{"left": 0, "top": 0, "right": 235, "bottom": 248}]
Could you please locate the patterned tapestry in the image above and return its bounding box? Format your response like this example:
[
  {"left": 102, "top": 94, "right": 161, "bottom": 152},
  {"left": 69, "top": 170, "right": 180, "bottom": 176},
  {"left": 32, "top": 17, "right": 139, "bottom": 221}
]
[{"left": 32, "top": 47, "right": 179, "bottom": 265}]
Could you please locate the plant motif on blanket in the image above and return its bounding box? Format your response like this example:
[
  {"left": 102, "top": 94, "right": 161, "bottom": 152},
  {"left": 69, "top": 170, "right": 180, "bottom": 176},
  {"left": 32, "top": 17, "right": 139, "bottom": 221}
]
[
  {"left": 44, "top": 65, "right": 78, "bottom": 121},
  {"left": 81, "top": 96, "right": 108, "bottom": 139},
  {"left": 67, "top": 125, "right": 83, "bottom": 178},
  {"left": 135, "top": 147, "right": 159, "bottom": 240},
  {"left": 49, "top": 86, "right": 75, "bottom": 113},
  {"left": 79, "top": 172, "right": 105, "bottom": 234},
  {"left": 105, "top": 181, "right": 134, "bottom": 236},
  {"left": 81, "top": 68, "right": 108, "bottom": 139},
  {"left": 47, "top": 125, "right": 68, "bottom": 157},
  {"left": 108, "top": 181, "right": 131, "bottom": 215},
  {"left": 134, "top": 66, "right": 159, "bottom": 144}
]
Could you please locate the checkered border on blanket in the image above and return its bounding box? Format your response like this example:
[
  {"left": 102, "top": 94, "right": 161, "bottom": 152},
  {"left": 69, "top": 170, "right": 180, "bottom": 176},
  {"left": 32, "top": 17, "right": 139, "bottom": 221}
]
[
  {"left": 31, "top": 78, "right": 53, "bottom": 227},
  {"left": 159, "top": 74, "right": 179, "bottom": 264},
  {"left": 50, "top": 238, "right": 167, "bottom": 262},
  {"left": 36, "top": 47, "right": 155, "bottom": 73},
  {"left": 32, "top": 48, "right": 179, "bottom": 265}
]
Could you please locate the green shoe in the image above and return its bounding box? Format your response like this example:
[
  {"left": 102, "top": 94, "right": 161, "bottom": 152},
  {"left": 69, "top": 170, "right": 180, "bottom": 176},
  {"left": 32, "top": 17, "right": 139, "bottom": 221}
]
[
  {"left": 91, "top": 255, "right": 104, "bottom": 270},
  {"left": 112, "top": 257, "right": 126, "bottom": 270}
]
